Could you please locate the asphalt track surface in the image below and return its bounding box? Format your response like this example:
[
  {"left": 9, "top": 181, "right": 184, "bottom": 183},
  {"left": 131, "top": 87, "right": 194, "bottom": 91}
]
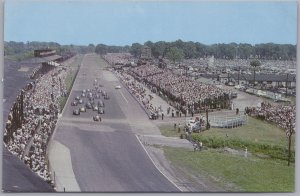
[{"left": 50, "top": 54, "right": 179, "bottom": 192}]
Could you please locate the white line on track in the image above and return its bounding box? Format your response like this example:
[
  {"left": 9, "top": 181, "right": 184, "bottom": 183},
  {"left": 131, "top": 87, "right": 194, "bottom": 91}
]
[
  {"left": 135, "top": 134, "right": 182, "bottom": 192},
  {"left": 119, "top": 91, "right": 129, "bottom": 103}
]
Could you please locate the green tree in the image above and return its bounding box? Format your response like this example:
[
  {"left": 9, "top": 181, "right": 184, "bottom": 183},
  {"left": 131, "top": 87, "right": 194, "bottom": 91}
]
[
  {"left": 165, "top": 47, "right": 184, "bottom": 63},
  {"left": 144, "top": 41, "right": 154, "bottom": 49},
  {"left": 250, "top": 60, "right": 261, "bottom": 86},
  {"left": 95, "top": 44, "right": 108, "bottom": 55},
  {"left": 195, "top": 42, "right": 208, "bottom": 57},
  {"left": 88, "top": 44, "right": 95, "bottom": 53},
  {"left": 152, "top": 41, "right": 167, "bottom": 58},
  {"left": 238, "top": 43, "right": 254, "bottom": 59},
  {"left": 182, "top": 41, "right": 197, "bottom": 59},
  {"left": 129, "top": 43, "right": 142, "bottom": 58}
]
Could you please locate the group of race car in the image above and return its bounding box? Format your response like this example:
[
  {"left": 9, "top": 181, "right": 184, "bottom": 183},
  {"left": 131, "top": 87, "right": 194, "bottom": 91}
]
[{"left": 71, "top": 79, "right": 110, "bottom": 122}]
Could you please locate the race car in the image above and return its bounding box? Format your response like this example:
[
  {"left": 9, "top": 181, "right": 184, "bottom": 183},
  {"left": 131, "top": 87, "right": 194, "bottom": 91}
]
[
  {"left": 93, "top": 115, "right": 101, "bottom": 122},
  {"left": 85, "top": 102, "right": 93, "bottom": 109},
  {"left": 79, "top": 107, "right": 86, "bottom": 112},
  {"left": 75, "top": 96, "right": 80, "bottom": 100},
  {"left": 93, "top": 105, "right": 99, "bottom": 111},
  {"left": 104, "top": 94, "right": 110, "bottom": 100},
  {"left": 73, "top": 109, "right": 80, "bottom": 115},
  {"left": 98, "top": 108, "right": 105, "bottom": 114}
]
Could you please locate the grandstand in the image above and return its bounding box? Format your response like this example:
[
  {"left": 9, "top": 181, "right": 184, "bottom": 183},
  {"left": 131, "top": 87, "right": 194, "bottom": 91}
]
[{"left": 30, "top": 49, "right": 73, "bottom": 79}]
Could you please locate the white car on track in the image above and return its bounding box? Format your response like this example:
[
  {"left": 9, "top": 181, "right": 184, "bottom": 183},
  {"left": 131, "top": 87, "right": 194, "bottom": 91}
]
[{"left": 115, "top": 85, "right": 121, "bottom": 89}]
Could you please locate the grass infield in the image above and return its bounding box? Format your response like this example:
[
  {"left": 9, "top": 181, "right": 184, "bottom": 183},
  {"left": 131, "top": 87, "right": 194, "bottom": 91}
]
[
  {"left": 159, "top": 116, "right": 295, "bottom": 192},
  {"left": 59, "top": 55, "right": 83, "bottom": 112},
  {"left": 163, "top": 146, "right": 295, "bottom": 192}
]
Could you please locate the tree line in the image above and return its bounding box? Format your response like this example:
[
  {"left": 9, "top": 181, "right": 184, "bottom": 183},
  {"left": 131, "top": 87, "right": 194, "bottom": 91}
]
[
  {"left": 5, "top": 40, "right": 296, "bottom": 62},
  {"left": 129, "top": 40, "right": 296, "bottom": 61},
  {"left": 4, "top": 41, "right": 96, "bottom": 59},
  {"left": 94, "top": 44, "right": 130, "bottom": 55}
]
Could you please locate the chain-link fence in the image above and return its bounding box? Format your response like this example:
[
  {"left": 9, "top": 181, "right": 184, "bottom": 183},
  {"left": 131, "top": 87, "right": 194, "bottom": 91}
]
[{"left": 210, "top": 114, "right": 248, "bottom": 128}]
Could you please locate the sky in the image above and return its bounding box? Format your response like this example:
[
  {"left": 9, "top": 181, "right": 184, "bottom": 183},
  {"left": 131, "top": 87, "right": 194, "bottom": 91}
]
[{"left": 4, "top": 0, "right": 298, "bottom": 46}]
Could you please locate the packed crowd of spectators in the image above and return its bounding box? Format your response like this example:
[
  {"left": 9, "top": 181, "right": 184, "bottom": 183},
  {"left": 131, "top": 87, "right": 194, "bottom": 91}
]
[
  {"left": 30, "top": 65, "right": 42, "bottom": 79},
  {"left": 245, "top": 102, "right": 296, "bottom": 131},
  {"left": 105, "top": 53, "right": 296, "bottom": 130},
  {"left": 4, "top": 64, "right": 73, "bottom": 186},
  {"left": 180, "top": 58, "right": 296, "bottom": 74},
  {"left": 128, "top": 64, "right": 232, "bottom": 113}
]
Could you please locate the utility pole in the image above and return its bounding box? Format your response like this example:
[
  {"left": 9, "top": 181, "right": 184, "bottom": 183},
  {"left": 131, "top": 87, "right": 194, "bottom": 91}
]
[
  {"left": 186, "top": 65, "right": 188, "bottom": 77},
  {"left": 227, "top": 72, "right": 230, "bottom": 84},
  {"left": 286, "top": 118, "right": 293, "bottom": 166},
  {"left": 286, "top": 73, "right": 289, "bottom": 97},
  {"left": 238, "top": 66, "right": 240, "bottom": 85},
  {"left": 206, "top": 107, "right": 209, "bottom": 130}
]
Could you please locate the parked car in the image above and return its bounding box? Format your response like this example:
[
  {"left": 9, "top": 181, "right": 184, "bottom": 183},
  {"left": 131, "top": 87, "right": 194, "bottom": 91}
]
[{"left": 186, "top": 119, "right": 202, "bottom": 133}]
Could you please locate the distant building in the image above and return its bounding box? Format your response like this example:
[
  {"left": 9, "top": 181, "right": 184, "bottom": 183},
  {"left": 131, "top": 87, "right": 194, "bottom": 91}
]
[
  {"left": 31, "top": 49, "right": 62, "bottom": 79},
  {"left": 34, "top": 49, "right": 57, "bottom": 57},
  {"left": 140, "top": 46, "right": 152, "bottom": 60},
  {"left": 218, "top": 73, "right": 296, "bottom": 88}
]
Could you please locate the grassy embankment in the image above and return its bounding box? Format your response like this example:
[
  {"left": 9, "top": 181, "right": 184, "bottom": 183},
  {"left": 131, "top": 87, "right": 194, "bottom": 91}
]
[
  {"left": 159, "top": 124, "right": 183, "bottom": 137},
  {"left": 159, "top": 117, "right": 295, "bottom": 192},
  {"left": 163, "top": 146, "right": 294, "bottom": 192},
  {"left": 58, "top": 55, "right": 83, "bottom": 112}
]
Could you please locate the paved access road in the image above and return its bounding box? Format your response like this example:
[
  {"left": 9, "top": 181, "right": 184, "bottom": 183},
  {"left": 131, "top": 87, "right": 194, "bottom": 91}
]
[{"left": 48, "top": 54, "right": 179, "bottom": 192}]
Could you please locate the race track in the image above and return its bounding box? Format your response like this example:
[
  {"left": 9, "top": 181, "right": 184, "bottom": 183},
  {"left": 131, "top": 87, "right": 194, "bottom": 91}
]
[{"left": 49, "top": 54, "right": 179, "bottom": 192}]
